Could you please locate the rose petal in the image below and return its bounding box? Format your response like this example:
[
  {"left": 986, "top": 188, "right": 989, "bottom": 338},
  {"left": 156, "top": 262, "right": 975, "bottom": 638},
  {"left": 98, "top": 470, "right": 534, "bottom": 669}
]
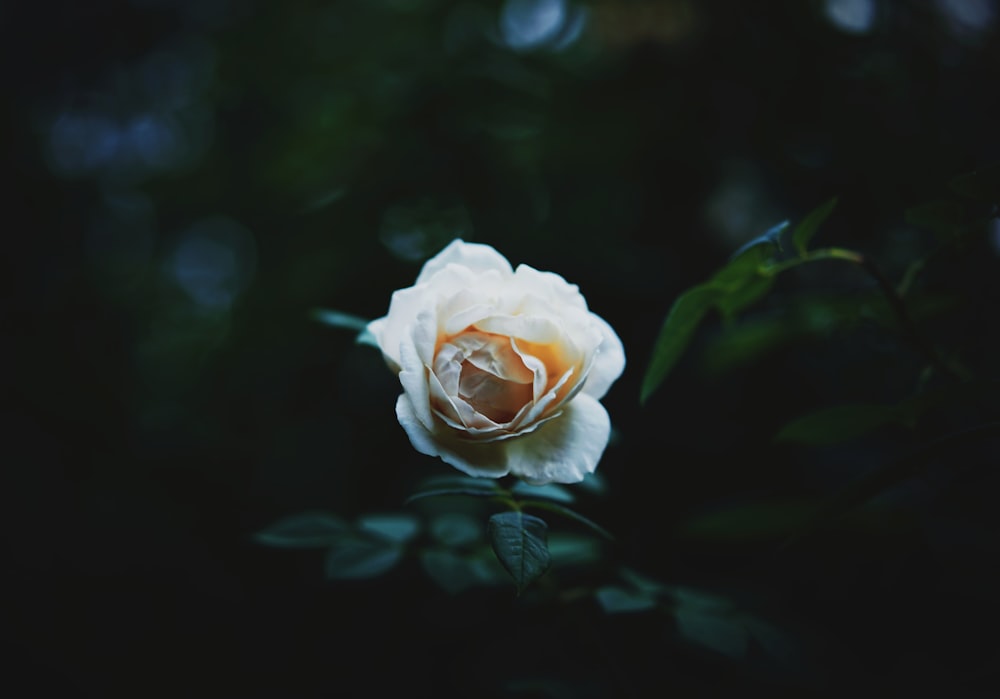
[
  {"left": 579, "top": 313, "right": 626, "bottom": 400},
  {"left": 416, "top": 239, "right": 514, "bottom": 286},
  {"left": 396, "top": 394, "right": 510, "bottom": 478},
  {"left": 509, "top": 264, "right": 589, "bottom": 313},
  {"left": 504, "top": 394, "right": 612, "bottom": 485},
  {"left": 398, "top": 336, "right": 435, "bottom": 432}
]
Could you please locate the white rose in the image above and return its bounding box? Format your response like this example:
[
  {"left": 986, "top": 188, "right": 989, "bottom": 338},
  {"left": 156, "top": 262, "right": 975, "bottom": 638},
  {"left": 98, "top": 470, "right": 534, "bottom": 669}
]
[{"left": 367, "top": 239, "right": 625, "bottom": 485}]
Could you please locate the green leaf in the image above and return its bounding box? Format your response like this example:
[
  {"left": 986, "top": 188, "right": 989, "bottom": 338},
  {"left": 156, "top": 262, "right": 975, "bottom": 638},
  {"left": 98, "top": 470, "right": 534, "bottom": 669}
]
[
  {"left": 949, "top": 161, "right": 1000, "bottom": 203},
  {"left": 791, "top": 197, "right": 838, "bottom": 256},
  {"left": 519, "top": 500, "right": 614, "bottom": 540},
  {"left": 595, "top": 585, "right": 658, "bottom": 614},
  {"left": 547, "top": 533, "right": 602, "bottom": 567},
  {"left": 429, "top": 512, "right": 482, "bottom": 547},
  {"left": 727, "top": 220, "right": 788, "bottom": 261},
  {"left": 420, "top": 549, "right": 506, "bottom": 594},
  {"left": 487, "top": 511, "right": 551, "bottom": 592},
  {"left": 714, "top": 236, "right": 776, "bottom": 284},
  {"left": 405, "top": 487, "right": 502, "bottom": 504},
  {"left": 324, "top": 536, "right": 403, "bottom": 580},
  {"left": 253, "top": 511, "right": 349, "bottom": 548},
  {"left": 511, "top": 481, "right": 575, "bottom": 504},
  {"left": 714, "top": 273, "right": 775, "bottom": 321},
  {"left": 640, "top": 283, "right": 725, "bottom": 404},
  {"left": 357, "top": 513, "right": 420, "bottom": 543},
  {"left": 406, "top": 474, "right": 501, "bottom": 503},
  {"left": 775, "top": 403, "right": 910, "bottom": 446}
]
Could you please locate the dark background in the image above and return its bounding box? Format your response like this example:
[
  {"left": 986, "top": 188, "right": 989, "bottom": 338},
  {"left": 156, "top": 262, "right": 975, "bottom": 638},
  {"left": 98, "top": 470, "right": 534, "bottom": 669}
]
[{"left": 4, "top": 0, "right": 1000, "bottom": 696}]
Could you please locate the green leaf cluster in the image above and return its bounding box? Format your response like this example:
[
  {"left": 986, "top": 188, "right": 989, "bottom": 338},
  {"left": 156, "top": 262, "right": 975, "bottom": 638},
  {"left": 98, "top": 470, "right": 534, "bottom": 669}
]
[
  {"left": 255, "top": 511, "right": 419, "bottom": 580},
  {"left": 641, "top": 198, "right": 839, "bottom": 404}
]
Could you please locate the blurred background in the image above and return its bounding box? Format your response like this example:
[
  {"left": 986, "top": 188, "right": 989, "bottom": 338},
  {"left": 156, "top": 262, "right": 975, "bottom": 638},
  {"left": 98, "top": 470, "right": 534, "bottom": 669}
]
[{"left": 4, "top": 0, "right": 1000, "bottom": 696}]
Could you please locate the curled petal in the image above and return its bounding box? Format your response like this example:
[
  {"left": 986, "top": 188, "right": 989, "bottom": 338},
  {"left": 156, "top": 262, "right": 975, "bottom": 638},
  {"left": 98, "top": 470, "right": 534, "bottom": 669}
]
[{"left": 396, "top": 394, "right": 510, "bottom": 479}]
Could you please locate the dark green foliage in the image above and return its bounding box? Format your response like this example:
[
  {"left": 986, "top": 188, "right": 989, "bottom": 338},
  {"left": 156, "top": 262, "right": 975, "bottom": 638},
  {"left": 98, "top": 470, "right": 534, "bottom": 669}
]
[{"left": 488, "top": 511, "right": 551, "bottom": 593}]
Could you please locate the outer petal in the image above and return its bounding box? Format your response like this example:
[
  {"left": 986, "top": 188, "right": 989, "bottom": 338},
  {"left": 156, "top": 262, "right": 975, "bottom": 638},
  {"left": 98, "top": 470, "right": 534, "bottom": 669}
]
[
  {"left": 509, "top": 264, "right": 588, "bottom": 312},
  {"left": 580, "top": 313, "right": 626, "bottom": 400},
  {"left": 416, "top": 239, "right": 514, "bottom": 285},
  {"left": 398, "top": 335, "right": 435, "bottom": 431},
  {"left": 504, "top": 393, "right": 611, "bottom": 485},
  {"left": 395, "top": 395, "right": 510, "bottom": 479}
]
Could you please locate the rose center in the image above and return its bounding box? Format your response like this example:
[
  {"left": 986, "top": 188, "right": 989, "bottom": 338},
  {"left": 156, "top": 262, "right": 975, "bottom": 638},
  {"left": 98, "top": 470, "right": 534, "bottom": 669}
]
[{"left": 457, "top": 358, "right": 533, "bottom": 424}]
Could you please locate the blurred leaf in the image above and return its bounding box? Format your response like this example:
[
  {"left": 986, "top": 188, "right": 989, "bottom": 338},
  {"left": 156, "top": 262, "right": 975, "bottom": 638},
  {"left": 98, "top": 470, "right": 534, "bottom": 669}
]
[
  {"left": 357, "top": 513, "right": 420, "bottom": 543},
  {"left": 668, "top": 586, "right": 733, "bottom": 612},
  {"left": 325, "top": 536, "right": 403, "bottom": 580},
  {"left": 429, "top": 512, "right": 482, "bottom": 547},
  {"left": 775, "top": 404, "right": 910, "bottom": 446},
  {"left": 420, "top": 549, "right": 505, "bottom": 594},
  {"left": 701, "top": 316, "right": 796, "bottom": 376},
  {"left": 643, "top": 233, "right": 786, "bottom": 403},
  {"left": 595, "top": 585, "right": 658, "bottom": 614},
  {"left": 640, "top": 284, "right": 725, "bottom": 404},
  {"left": 512, "top": 481, "right": 575, "bottom": 504},
  {"left": 949, "top": 161, "right": 1000, "bottom": 203},
  {"left": 792, "top": 197, "right": 838, "bottom": 256},
  {"left": 714, "top": 274, "right": 775, "bottom": 321},
  {"left": 488, "top": 511, "right": 551, "bottom": 593},
  {"left": 520, "top": 500, "right": 614, "bottom": 540},
  {"left": 676, "top": 499, "right": 815, "bottom": 542},
  {"left": 253, "top": 511, "right": 349, "bottom": 548},
  {"left": 406, "top": 475, "right": 501, "bottom": 503},
  {"left": 547, "top": 533, "right": 602, "bottom": 567},
  {"left": 620, "top": 567, "right": 669, "bottom": 596},
  {"left": 675, "top": 608, "right": 748, "bottom": 659},
  {"left": 714, "top": 236, "right": 776, "bottom": 284}
]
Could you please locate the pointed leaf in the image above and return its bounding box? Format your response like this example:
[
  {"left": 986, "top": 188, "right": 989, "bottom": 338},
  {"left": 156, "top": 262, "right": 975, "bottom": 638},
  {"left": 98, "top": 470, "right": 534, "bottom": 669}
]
[
  {"left": 254, "top": 511, "right": 349, "bottom": 548},
  {"left": 640, "top": 283, "right": 725, "bottom": 404},
  {"left": 324, "top": 536, "right": 403, "bottom": 580},
  {"left": 487, "top": 511, "right": 551, "bottom": 592},
  {"left": 792, "top": 197, "right": 838, "bottom": 256}
]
